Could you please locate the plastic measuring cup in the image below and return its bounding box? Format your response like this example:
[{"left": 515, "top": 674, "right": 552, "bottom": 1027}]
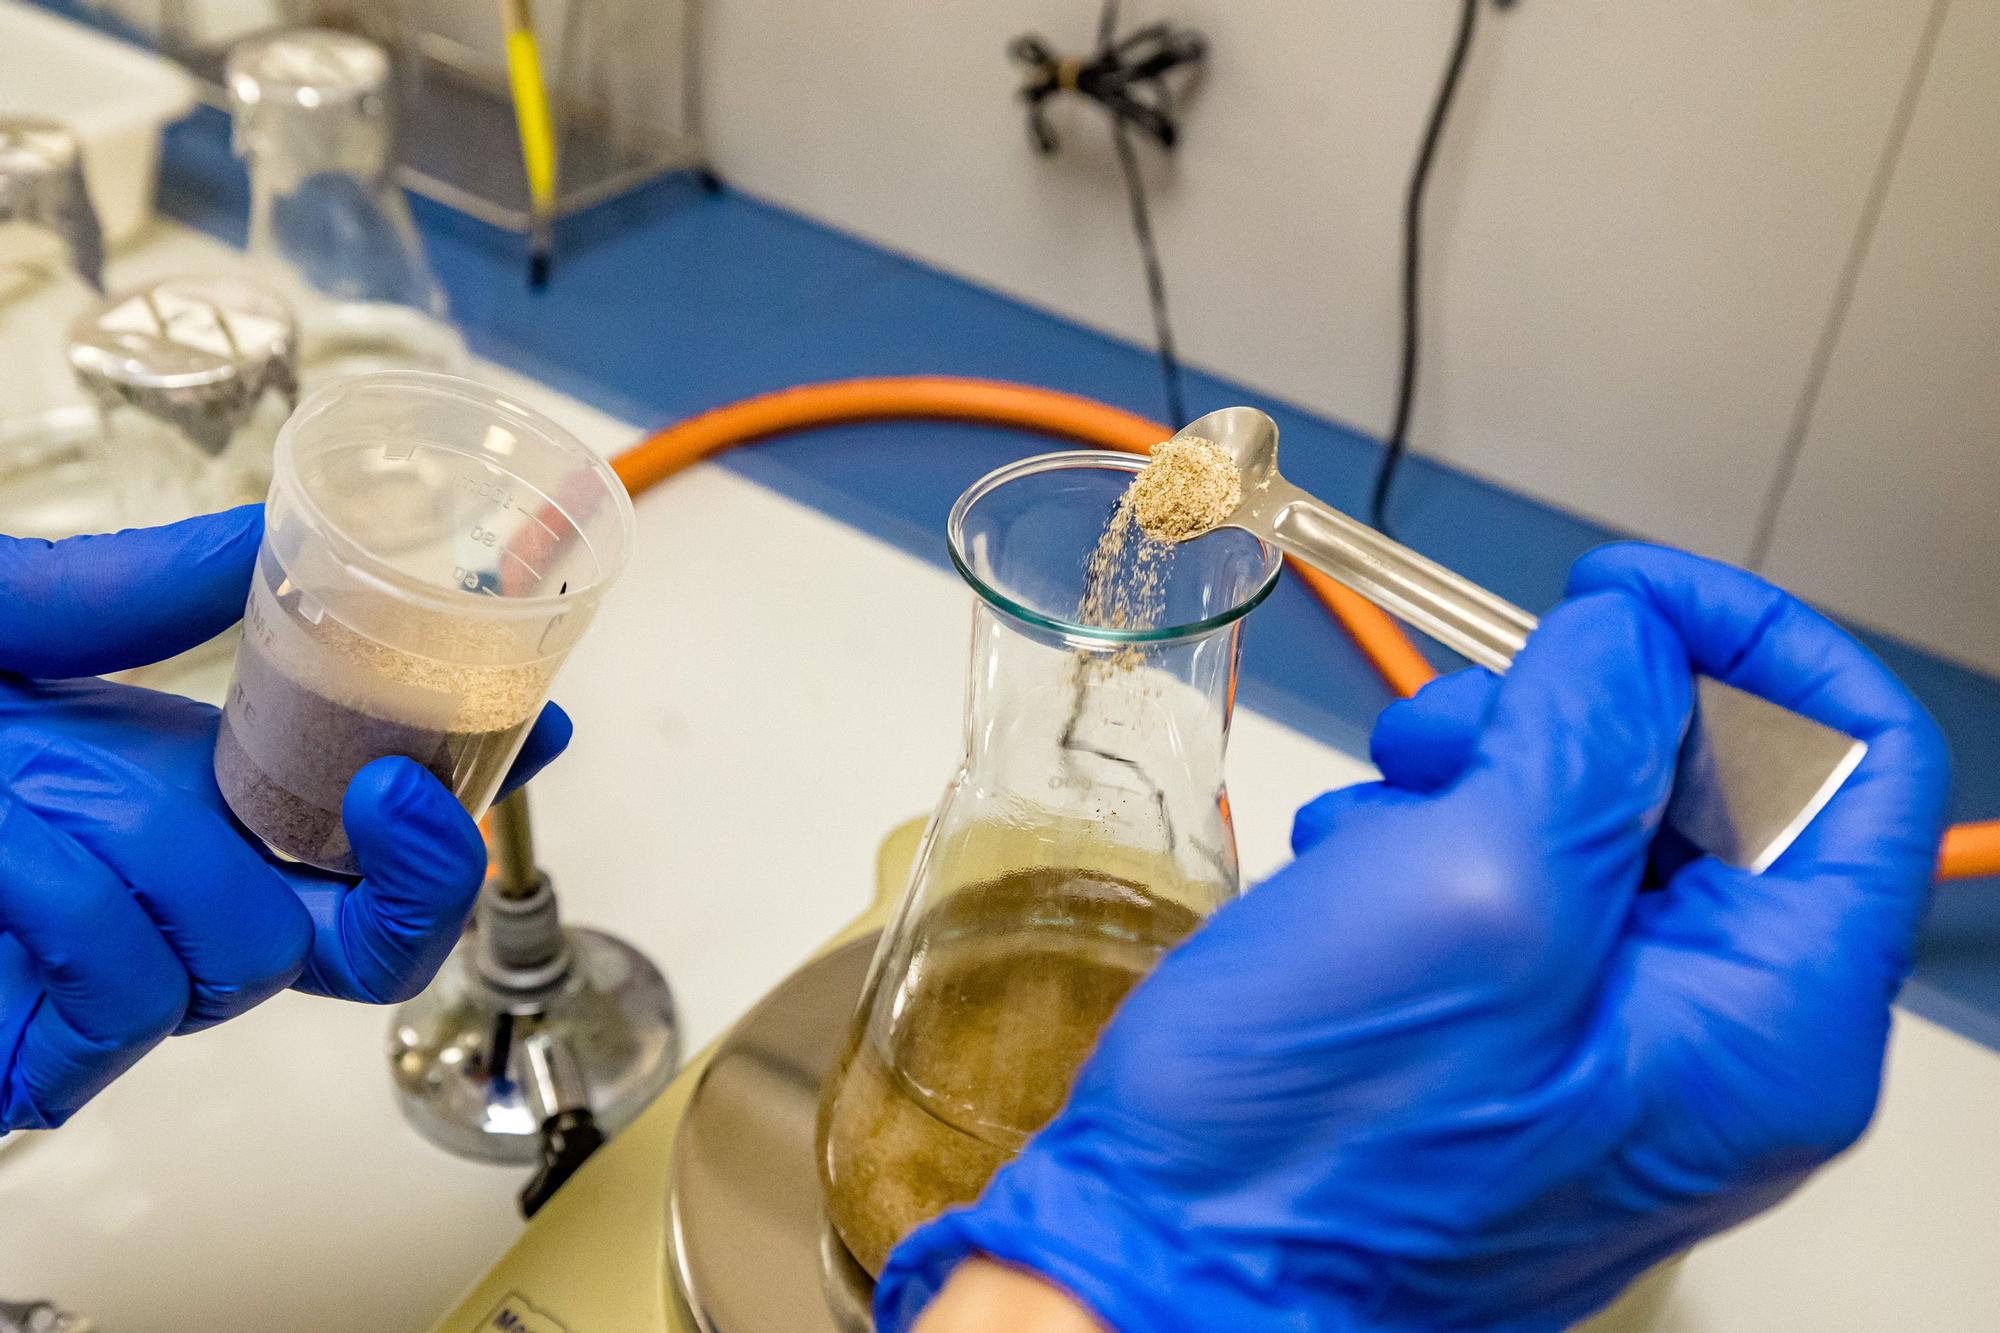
[{"left": 214, "top": 371, "right": 634, "bottom": 874}]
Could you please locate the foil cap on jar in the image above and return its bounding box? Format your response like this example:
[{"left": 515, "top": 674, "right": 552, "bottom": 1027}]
[
  {"left": 226, "top": 29, "right": 395, "bottom": 184},
  {"left": 0, "top": 118, "right": 105, "bottom": 293},
  {"left": 67, "top": 275, "right": 300, "bottom": 457}
]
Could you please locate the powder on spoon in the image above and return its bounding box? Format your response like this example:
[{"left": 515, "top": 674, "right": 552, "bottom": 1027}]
[
  {"left": 1072, "top": 435, "right": 1244, "bottom": 651},
  {"left": 1129, "top": 435, "right": 1241, "bottom": 544}
]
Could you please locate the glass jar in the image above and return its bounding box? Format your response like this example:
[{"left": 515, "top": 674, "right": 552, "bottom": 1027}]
[
  {"left": 65, "top": 274, "right": 301, "bottom": 703},
  {"left": 66, "top": 274, "right": 300, "bottom": 524},
  {"left": 817, "top": 450, "right": 1281, "bottom": 1277},
  {"left": 0, "top": 118, "right": 111, "bottom": 542},
  {"left": 228, "top": 29, "right": 464, "bottom": 391}
]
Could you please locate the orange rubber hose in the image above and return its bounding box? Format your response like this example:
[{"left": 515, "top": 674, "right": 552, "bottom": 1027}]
[
  {"left": 609, "top": 375, "right": 1992, "bottom": 881},
  {"left": 1942, "top": 822, "right": 2000, "bottom": 880}
]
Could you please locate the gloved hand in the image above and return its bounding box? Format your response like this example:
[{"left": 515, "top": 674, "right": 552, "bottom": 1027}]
[
  {"left": 878, "top": 543, "right": 1949, "bottom": 1333},
  {"left": 0, "top": 507, "right": 571, "bottom": 1132}
]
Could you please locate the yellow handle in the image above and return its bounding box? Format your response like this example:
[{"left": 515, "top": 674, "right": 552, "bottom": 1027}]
[{"left": 502, "top": 14, "right": 558, "bottom": 212}]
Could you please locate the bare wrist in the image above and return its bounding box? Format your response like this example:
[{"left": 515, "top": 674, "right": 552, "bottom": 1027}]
[{"left": 911, "top": 1256, "right": 1108, "bottom": 1333}]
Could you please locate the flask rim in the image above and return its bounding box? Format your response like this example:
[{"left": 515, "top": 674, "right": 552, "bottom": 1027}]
[{"left": 947, "top": 449, "right": 1281, "bottom": 645}]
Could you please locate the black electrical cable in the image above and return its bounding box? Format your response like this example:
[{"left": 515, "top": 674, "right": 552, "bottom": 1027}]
[
  {"left": 1012, "top": 0, "right": 1200, "bottom": 427},
  {"left": 1369, "top": 0, "right": 1483, "bottom": 534},
  {"left": 1104, "top": 0, "right": 1187, "bottom": 427},
  {"left": 1112, "top": 117, "right": 1189, "bottom": 427}
]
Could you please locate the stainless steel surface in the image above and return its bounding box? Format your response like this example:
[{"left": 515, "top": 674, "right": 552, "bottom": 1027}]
[
  {"left": 1179, "top": 406, "right": 1868, "bottom": 873},
  {"left": 66, "top": 274, "right": 298, "bottom": 457},
  {"left": 521, "top": 1031, "right": 589, "bottom": 1125},
  {"left": 390, "top": 925, "right": 679, "bottom": 1163},
  {"left": 1264, "top": 469, "right": 1533, "bottom": 671},
  {"left": 1672, "top": 678, "right": 1869, "bottom": 875},
  {"left": 394, "top": 770, "right": 677, "bottom": 1162},
  {"left": 668, "top": 933, "right": 880, "bottom": 1333},
  {"left": 0, "top": 119, "right": 104, "bottom": 293}
]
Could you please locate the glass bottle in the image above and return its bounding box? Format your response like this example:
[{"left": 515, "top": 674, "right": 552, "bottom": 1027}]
[
  {"left": 817, "top": 450, "right": 1282, "bottom": 1277},
  {"left": 66, "top": 274, "right": 299, "bottom": 523},
  {"left": 66, "top": 274, "right": 299, "bottom": 701},
  {"left": 227, "top": 29, "right": 464, "bottom": 392},
  {"left": 0, "top": 118, "right": 112, "bottom": 541}
]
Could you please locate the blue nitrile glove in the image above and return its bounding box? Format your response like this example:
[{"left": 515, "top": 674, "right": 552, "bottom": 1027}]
[
  {"left": 0, "top": 507, "right": 571, "bottom": 1132},
  {"left": 878, "top": 543, "right": 1949, "bottom": 1333}
]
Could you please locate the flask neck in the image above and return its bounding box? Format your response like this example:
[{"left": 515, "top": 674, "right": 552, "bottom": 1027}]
[
  {"left": 960, "top": 600, "right": 1241, "bottom": 882},
  {"left": 229, "top": 30, "right": 399, "bottom": 190},
  {"left": 242, "top": 141, "right": 445, "bottom": 324},
  {"left": 240, "top": 105, "right": 397, "bottom": 193},
  {"left": 230, "top": 34, "right": 445, "bottom": 323}
]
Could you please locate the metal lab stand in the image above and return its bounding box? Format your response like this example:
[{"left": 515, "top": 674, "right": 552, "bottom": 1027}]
[{"left": 390, "top": 790, "right": 680, "bottom": 1210}]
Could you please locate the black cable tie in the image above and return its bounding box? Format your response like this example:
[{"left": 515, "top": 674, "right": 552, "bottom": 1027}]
[
  {"left": 1008, "top": 18, "right": 1205, "bottom": 157},
  {"left": 1008, "top": 8, "right": 1206, "bottom": 425}
]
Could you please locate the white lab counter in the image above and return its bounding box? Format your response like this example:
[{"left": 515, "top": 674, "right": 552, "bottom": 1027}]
[
  {"left": 3, "top": 225, "right": 1999, "bottom": 1331},
  {"left": 0, "top": 223, "right": 1376, "bottom": 1328}
]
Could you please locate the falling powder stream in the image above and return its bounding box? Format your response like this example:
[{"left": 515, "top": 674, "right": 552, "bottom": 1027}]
[{"left": 1075, "top": 435, "right": 1243, "bottom": 644}]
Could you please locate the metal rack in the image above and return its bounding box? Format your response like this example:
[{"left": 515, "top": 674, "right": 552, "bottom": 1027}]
[
  {"left": 380, "top": 30, "right": 716, "bottom": 232},
  {"left": 105, "top": 0, "right": 717, "bottom": 231}
]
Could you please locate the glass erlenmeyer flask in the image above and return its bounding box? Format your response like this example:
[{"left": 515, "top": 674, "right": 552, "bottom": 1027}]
[
  {"left": 66, "top": 274, "right": 300, "bottom": 702},
  {"left": 66, "top": 274, "right": 300, "bottom": 524},
  {"left": 0, "top": 118, "right": 113, "bottom": 541},
  {"left": 227, "top": 29, "right": 464, "bottom": 391},
  {"left": 817, "top": 451, "right": 1282, "bottom": 1277}
]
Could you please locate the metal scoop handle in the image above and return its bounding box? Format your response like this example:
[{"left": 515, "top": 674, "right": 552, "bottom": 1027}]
[
  {"left": 1249, "top": 479, "right": 1866, "bottom": 873},
  {"left": 1266, "top": 477, "right": 1533, "bottom": 671}
]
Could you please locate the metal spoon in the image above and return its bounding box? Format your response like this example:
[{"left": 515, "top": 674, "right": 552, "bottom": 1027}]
[{"left": 1175, "top": 406, "right": 1866, "bottom": 874}]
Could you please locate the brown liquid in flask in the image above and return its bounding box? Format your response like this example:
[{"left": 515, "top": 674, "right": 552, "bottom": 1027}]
[{"left": 817, "top": 866, "right": 1200, "bottom": 1277}]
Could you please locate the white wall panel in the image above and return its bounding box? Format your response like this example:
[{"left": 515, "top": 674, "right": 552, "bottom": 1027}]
[
  {"left": 697, "top": 2, "right": 1935, "bottom": 562},
  {"left": 1763, "top": 0, "right": 2000, "bottom": 674},
  {"left": 1415, "top": 1, "right": 1936, "bottom": 557}
]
